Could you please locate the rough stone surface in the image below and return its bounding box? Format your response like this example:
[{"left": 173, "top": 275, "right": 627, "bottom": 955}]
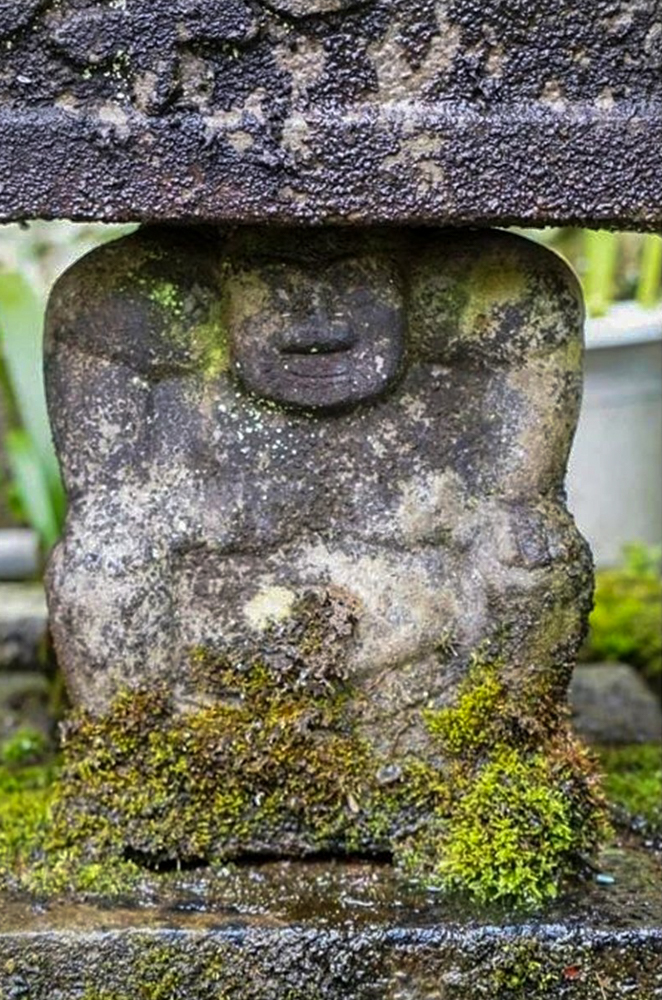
[
  {"left": 45, "top": 225, "right": 591, "bottom": 757},
  {"left": 570, "top": 663, "right": 662, "bottom": 747},
  {"left": 0, "top": 0, "right": 660, "bottom": 228},
  {"left": 0, "top": 849, "right": 661, "bottom": 999}
]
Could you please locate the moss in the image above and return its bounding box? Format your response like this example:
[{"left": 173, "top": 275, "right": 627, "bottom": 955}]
[
  {"left": 0, "top": 727, "right": 50, "bottom": 766},
  {"left": 420, "top": 746, "right": 596, "bottom": 906},
  {"left": 404, "top": 664, "right": 607, "bottom": 908},
  {"left": 74, "top": 943, "right": 324, "bottom": 1000},
  {"left": 147, "top": 279, "right": 183, "bottom": 315},
  {"left": 598, "top": 743, "right": 662, "bottom": 834},
  {"left": 424, "top": 662, "right": 506, "bottom": 754},
  {"left": 189, "top": 297, "right": 230, "bottom": 378},
  {"left": 79, "top": 943, "right": 229, "bottom": 1000},
  {"left": 0, "top": 759, "right": 56, "bottom": 885},
  {"left": 582, "top": 543, "right": 662, "bottom": 694},
  {"left": 489, "top": 939, "right": 560, "bottom": 998},
  {"left": 0, "top": 602, "right": 607, "bottom": 908}
]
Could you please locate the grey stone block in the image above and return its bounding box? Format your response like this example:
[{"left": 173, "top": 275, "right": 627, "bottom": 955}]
[
  {"left": 0, "top": 584, "right": 49, "bottom": 674},
  {"left": 0, "top": 531, "right": 40, "bottom": 581},
  {"left": 0, "top": 0, "right": 660, "bottom": 228},
  {"left": 0, "top": 671, "right": 51, "bottom": 745},
  {"left": 570, "top": 663, "right": 662, "bottom": 746}
]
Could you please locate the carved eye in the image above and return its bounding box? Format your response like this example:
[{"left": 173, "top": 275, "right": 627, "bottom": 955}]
[{"left": 257, "top": 0, "right": 374, "bottom": 18}]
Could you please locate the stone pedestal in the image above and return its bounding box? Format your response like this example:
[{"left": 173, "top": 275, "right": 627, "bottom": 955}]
[{"left": 1, "top": 849, "right": 661, "bottom": 999}]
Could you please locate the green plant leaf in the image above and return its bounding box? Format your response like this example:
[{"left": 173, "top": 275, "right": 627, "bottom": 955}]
[
  {"left": 5, "top": 428, "right": 60, "bottom": 551},
  {"left": 582, "top": 230, "right": 619, "bottom": 317},
  {"left": 0, "top": 272, "right": 60, "bottom": 492}
]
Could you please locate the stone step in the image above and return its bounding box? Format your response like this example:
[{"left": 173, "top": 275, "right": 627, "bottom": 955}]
[{"left": 1, "top": 850, "right": 660, "bottom": 999}]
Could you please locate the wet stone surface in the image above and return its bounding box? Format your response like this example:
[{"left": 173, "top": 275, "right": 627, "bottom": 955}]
[
  {"left": 0, "top": 0, "right": 660, "bottom": 227},
  {"left": 0, "top": 849, "right": 661, "bottom": 999},
  {"left": 45, "top": 225, "right": 590, "bottom": 741}
]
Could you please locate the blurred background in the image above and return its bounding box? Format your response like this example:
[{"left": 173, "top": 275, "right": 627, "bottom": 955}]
[{"left": 0, "top": 224, "right": 660, "bottom": 835}]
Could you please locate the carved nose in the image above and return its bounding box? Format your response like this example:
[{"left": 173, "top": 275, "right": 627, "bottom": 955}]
[{"left": 279, "top": 322, "right": 357, "bottom": 355}]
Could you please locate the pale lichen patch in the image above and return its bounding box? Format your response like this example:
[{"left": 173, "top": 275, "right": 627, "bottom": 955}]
[{"left": 244, "top": 586, "right": 297, "bottom": 630}]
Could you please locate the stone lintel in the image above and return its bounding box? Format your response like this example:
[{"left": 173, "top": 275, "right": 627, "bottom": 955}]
[
  {"left": 0, "top": 0, "right": 660, "bottom": 228},
  {"left": 2, "top": 106, "right": 660, "bottom": 230}
]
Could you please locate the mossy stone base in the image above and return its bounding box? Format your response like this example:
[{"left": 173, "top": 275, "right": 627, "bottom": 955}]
[
  {"left": 22, "top": 656, "right": 604, "bottom": 910},
  {"left": 1, "top": 849, "right": 661, "bottom": 1000}
]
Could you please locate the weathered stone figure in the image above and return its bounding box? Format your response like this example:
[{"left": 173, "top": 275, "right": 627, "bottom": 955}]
[
  {"left": 1, "top": 0, "right": 661, "bottom": 993},
  {"left": 46, "top": 225, "right": 591, "bottom": 777}
]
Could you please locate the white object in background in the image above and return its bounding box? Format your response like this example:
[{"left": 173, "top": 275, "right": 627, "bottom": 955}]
[
  {"left": 0, "top": 529, "right": 40, "bottom": 580},
  {"left": 567, "top": 302, "right": 662, "bottom": 568}
]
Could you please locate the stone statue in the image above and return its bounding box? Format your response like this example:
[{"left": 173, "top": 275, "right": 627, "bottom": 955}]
[{"left": 45, "top": 226, "right": 591, "bottom": 766}]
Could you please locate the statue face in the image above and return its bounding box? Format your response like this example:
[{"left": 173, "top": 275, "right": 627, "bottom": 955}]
[{"left": 225, "top": 255, "right": 406, "bottom": 411}]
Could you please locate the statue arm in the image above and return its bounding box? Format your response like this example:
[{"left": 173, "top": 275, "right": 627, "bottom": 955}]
[
  {"left": 408, "top": 229, "right": 585, "bottom": 502},
  {"left": 44, "top": 226, "right": 223, "bottom": 495}
]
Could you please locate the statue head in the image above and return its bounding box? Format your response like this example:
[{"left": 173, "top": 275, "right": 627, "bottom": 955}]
[{"left": 222, "top": 231, "right": 406, "bottom": 411}]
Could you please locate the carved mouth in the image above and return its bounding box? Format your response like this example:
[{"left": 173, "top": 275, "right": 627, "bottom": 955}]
[
  {"left": 280, "top": 353, "right": 350, "bottom": 380},
  {"left": 278, "top": 327, "right": 357, "bottom": 379},
  {"left": 279, "top": 330, "right": 357, "bottom": 357}
]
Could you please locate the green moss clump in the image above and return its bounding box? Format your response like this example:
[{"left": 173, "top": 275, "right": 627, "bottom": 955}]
[
  {"left": 598, "top": 743, "right": 662, "bottom": 834},
  {"left": 583, "top": 544, "right": 662, "bottom": 694},
  {"left": 408, "top": 664, "right": 607, "bottom": 907},
  {"left": 0, "top": 759, "right": 56, "bottom": 885},
  {"left": 489, "top": 939, "right": 559, "bottom": 997},
  {"left": 425, "top": 746, "right": 596, "bottom": 906},
  {"left": 78, "top": 942, "right": 230, "bottom": 1000},
  {"left": 0, "top": 600, "right": 607, "bottom": 908},
  {"left": 47, "top": 678, "right": 374, "bottom": 869},
  {"left": 27, "top": 592, "right": 387, "bottom": 889},
  {"left": 147, "top": 279, "right": 182, "bottom": 315},
  {"left": 0, "top": 736, "right": 136, "bottom": 898}
]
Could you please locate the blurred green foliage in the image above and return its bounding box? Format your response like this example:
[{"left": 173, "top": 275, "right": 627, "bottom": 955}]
[
  {"left": 0, "top": 271, "right": 64, "bottom": 551},
  {"left": 0, "top": 727, "right": 50, "bottom": 767},
  {"left": 529, "top": 230, "right": 662, "bottom": 317},
  {"left": 583, "top": 544, "right": 662, "bottom": 695},
  {"left": 598, "top": 743, "right": 662, "bottom": 835}
]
